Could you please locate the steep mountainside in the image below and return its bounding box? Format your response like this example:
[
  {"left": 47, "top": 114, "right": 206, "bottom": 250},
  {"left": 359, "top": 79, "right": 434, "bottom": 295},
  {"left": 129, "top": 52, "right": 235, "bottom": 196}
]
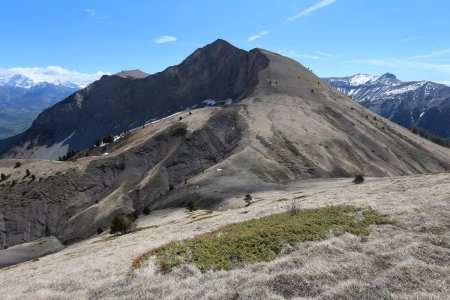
[
  {"left": 0, "top": 40, "right": 449, "bottom": 249},
  {"left": 325, "top": 73, "right": 450, "bottom": 138},
  {"left": 0, "top": 79, "right": 79, "bottom": 139},
  {"left": 0, "top": 40, "right": 268, "bottom": 159}
]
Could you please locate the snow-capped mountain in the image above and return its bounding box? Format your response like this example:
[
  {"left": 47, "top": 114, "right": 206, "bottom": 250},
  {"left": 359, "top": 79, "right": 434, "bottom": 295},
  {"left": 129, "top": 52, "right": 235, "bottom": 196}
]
[
  {"left": 0, "top": 73, "right": 85, "bottom": 139},
  {"left": 325, "top": 73, "right": 450, "bottom": 139},
  {"left": 0, "top": 72, "right": 88, "bottom": 89}
]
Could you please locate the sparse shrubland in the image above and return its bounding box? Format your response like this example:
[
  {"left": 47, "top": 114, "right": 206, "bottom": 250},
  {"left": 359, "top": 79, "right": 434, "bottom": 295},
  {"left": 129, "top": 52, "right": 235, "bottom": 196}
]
[
  {"left": 132, "top": 205, "right": 390, "bottom": 272},
  {"left": 411, "top": 126, "right": 450, "bottom": 148}
]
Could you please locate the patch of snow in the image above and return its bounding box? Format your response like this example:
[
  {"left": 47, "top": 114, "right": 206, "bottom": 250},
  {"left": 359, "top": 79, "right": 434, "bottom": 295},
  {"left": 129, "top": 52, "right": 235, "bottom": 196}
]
[
  {"left": 349, "top": 74, "right": 379, "bottom": 86},
  {"left": 201, "top": 98, "right": 233, "bottom": 106},
  {"left": 384, "top": 83, "right": 423, "bottom": 96}
]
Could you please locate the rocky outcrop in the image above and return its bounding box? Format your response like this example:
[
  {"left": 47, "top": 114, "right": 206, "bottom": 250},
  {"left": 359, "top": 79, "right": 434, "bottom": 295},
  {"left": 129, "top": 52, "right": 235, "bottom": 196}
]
[{"left": 0, "top": 107, "right": 245, "bottom": 248}]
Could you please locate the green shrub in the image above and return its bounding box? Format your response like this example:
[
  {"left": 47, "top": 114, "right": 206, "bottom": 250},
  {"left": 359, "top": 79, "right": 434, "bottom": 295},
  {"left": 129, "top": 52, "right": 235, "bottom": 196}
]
[
  {"left": 14, "top": 162, "right": 21, "bottom": 168},
  {"left": 97, "top": 227, "right": 104, "bottom": 235},
  {"left": 103, "top": 135, "right": 114, "bottom": 144},
  {"left": 132, "top": 205, "right": 391, "bottom": 272},
  {"left": 110, "top": 213, "right": 136, "bottom": 235},
  {"left": 0, "top": 173, "right": 6, "bottom": 181},
  {"left": 353, "top": 175, "right": 365, "bottom": 184},
  {"left": 244, "top": 194, "right": 252, "bottom": 206},
  {"left": 143, "top": 207, "right": 151, "bottom": 215},
  {"left": 185, "top": 201, "right": 199, "bottom": 212}
]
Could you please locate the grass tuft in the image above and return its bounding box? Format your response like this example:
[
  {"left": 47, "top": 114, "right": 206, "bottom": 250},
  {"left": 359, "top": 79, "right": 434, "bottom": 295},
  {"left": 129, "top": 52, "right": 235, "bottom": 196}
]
[{"left": 132, "top": 205, "right": 391, "bottom": 272}]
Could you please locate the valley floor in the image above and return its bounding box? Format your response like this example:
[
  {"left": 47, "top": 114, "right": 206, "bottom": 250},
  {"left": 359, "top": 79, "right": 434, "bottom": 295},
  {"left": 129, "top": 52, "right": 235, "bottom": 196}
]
[{"left": 0, "top": 173, "right": 449, "bottom": 299}]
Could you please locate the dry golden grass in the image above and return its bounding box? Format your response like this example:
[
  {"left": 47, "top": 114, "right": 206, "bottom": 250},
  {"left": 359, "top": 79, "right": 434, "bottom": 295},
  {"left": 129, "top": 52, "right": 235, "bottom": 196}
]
[{"left": 0, "top": 174, "right": 449, "bottom": 299}]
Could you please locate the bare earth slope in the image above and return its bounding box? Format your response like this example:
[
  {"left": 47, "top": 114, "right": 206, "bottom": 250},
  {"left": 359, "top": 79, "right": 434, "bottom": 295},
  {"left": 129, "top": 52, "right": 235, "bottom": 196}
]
[
  {"left": 0, "top": 173, "right": 448, "bottom": 299},
  {"left": 0, "top": 40, "right": 449, "bottom": 249}
]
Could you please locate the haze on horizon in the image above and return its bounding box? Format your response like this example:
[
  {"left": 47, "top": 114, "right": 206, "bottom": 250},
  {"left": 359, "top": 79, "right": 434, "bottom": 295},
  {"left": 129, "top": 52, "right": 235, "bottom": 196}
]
[{"left": 0, "top": 0, "right": 449, "bottom": 85}]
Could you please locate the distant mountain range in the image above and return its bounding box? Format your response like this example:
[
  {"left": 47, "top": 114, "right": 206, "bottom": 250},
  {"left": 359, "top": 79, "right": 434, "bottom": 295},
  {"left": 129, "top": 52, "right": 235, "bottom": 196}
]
[
  {"left": 0, "top": 72, "right": 91, "bottom": 139},
  {"left": 324, "top": 73, "right": 450, "bottom": 139}
]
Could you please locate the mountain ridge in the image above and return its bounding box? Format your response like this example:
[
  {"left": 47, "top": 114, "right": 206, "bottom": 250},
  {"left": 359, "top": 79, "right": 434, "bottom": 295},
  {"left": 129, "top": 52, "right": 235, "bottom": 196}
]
[
  {"left": 325, "top": 73, "right": 450, "bottom": 138},
  {"left": 0, "top": 39, "right": 449, "bottom": 249}
]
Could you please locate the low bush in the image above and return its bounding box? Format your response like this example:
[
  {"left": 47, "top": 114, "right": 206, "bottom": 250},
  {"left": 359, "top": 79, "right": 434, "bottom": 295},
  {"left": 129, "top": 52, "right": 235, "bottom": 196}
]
[
  {"left": 353, "top": 175, "right": 365, "bottom": 184},
  {"left": 244, "top": 194, "right": 252, "bottom": 206},
  {"left": 110, "top": 213, "right": 136, "bottom": 235},
  {"left": 103, "top": 135, "right": 114, "bottom": 144},
  {"left": 143, "top": 207, "right": 151, "bottom": 215},
  {"left": 132, "top": 205, "right": 390, "bottom": 272},
  {"left": 14, "top": 162, "right": 21, "bottom": 168},
  {"left": 185, "top": 201, "right": 199, "bottom": 212}
]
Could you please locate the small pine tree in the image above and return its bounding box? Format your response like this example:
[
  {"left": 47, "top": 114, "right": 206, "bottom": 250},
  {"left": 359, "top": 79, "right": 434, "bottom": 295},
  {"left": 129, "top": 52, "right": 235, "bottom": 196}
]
[
  {"left": 353, "top": 175, "right": 365, "bottom": 184},
  {"left": 103, "top": 135, "right": 114, "bottom": 144},
  {"left": 185, "top": 201, "right": 199, "bottom": 212},
  {"left": 14, "top": 162, "right": 21, "bottom": 168},
  {"left": 26, "top": 169, "right": 31, "bottom": 177},
  {"left": 143, "top": 207, "right": 151, "bottom": 215},
  {"left": 110, "top": 213, "right": 135, "bottom": 235},
  {"left": 0, "top": 173, "right": 6, "bottom": 181}
]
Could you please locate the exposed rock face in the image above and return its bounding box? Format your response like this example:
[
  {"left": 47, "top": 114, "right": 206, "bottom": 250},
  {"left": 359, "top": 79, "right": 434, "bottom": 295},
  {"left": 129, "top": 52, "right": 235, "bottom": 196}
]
[
  {"left": 0, "top": 40, "right": 449, "bottom": 249},
  {"left": 0, "top": 106, "right": 245, "bottom": 247},
  {"left": 325, "top": 73, "right": 450, "bottom": 139},
  {"left": 0, "top": 40, "right": 268, "bottom": 159}
]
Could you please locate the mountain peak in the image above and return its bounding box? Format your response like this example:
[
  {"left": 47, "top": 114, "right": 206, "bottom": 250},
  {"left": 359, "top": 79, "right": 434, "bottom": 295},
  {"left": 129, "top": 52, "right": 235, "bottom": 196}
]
[
  {"left": 115, "top": 69, "right": 149, "bottom": 79},
  {"left": 378, "top": 73, "right": 397, "bottom": 81}
]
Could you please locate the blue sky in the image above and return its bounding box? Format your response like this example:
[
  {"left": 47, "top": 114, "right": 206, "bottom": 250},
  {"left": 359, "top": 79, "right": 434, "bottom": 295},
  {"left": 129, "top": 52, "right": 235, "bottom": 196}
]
[{"left": 1, "top": 0, "right": 449, "bottom": 84}]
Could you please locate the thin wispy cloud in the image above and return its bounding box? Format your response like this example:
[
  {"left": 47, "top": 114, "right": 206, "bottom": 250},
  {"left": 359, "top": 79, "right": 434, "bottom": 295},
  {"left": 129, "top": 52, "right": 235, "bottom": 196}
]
[
  {"left": 411, "top": 49, "right": 450, "bottom": 59},
  {"left": 278, "top": 49, "right": 320, "bottom": 60},
  {"left": 401, "top": 37, "right": 419, "bottom": 42},
  {"left": 286, "top": 0, "right": 336, "bottom": 21},
  {"left": 315, "top": 51, "right": 335, "bottom": 58},
  {"left": 0, "top": 66, "right": 109, "bottom": 86},
  {"left": 248, "top": 30, "right": 269, "bottom": 42},
  {"left": 154, "top": 35, "right": 177, "bottom": 44},
  {"left": 346, "top": 58, "right": 450, "bottom": 74},
  {"left": 279, "top": 49, "right": 335, "bottom": 61},
  {"left": 84, "top": 8, "right": 107, "bottom": 20}
]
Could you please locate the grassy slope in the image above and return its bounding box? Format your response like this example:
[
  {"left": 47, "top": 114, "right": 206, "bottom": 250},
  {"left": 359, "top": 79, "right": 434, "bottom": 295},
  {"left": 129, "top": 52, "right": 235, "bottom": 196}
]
[{"left": 0, "top": 174, "right": 449, "bottom": 299}]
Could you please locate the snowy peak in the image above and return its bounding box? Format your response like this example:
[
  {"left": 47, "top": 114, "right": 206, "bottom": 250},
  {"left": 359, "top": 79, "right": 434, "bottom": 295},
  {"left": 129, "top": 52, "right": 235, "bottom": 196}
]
[
  {"left": 376, "top": 73, "right": 399, "bottom": 84},
  {"left": 0, "top": 73, "right": 35, "bottom": 88},
  {"left": 0, "top": 72, "right": 86, "bottom": 89},
  {"left": 324, "top": 73, "right": 450, "bottom": 139},
  {"left": 349, "top": 73, "right": 379, "bottom": 86}
]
